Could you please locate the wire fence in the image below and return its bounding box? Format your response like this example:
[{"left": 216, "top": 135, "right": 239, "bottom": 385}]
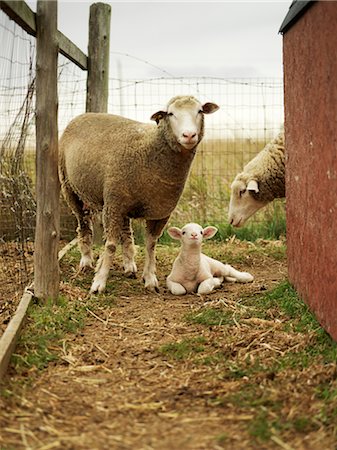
[{"left": 0, "top": 10, "right": 284, "bottom": 315}]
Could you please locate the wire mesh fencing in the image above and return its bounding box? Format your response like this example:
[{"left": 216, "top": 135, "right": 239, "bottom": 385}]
[{"left": 0, "top": 9, "right": 284, "bottom": 315}]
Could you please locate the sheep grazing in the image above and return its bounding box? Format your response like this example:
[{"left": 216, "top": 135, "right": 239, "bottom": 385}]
[
  {"left": 228, "top": 131, "right": 285, "bottom": 227},
  {"left": 166, "top": 223, "right": 254, "bottom": 295},
  {"left": 59, "top": 96, "right": 219, "bottom": 293}
]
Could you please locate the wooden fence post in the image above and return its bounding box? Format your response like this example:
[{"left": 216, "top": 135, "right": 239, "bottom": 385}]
[
  {"left": 86, "top": 2, "right": 111, "bottom": 113},
  {"left": 34, "top": 0, "right": 60, "bottom": 301},
  {"left": 86, "top": 2, "right": 111, "bottom": 243}
]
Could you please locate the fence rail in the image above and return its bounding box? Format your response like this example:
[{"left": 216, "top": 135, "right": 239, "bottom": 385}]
[{"left": 0, "top": 0, "right": 87, "bottom": 69}]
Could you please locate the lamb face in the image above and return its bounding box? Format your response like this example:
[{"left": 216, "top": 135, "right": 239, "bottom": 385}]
[{"left": 168, "top": 222, "right": 218, "bottom": 247}]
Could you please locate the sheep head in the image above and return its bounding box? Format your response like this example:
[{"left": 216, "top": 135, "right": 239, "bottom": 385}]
[
  {"left": 228, "top": 177, "right": 268, "bottom": 228},
  {"left": 167, "top": 222, "right": 218, "bottom": 247},
  {"left": 151, "top": 96, "right": 219, "bottom": 151}
]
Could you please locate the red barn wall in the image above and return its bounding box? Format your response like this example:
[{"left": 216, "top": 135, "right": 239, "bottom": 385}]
[{"left": 283, "top": 1, "right": 337, "bottom": 340}]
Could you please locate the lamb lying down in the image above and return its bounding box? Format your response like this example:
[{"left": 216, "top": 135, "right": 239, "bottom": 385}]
[{"left": 166, "top": 223, "right": 254, "bottom": 295}]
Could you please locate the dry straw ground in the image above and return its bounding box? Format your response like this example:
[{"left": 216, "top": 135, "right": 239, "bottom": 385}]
[{"left": 1, "top": 238, "right": 337, "bottom": 450}]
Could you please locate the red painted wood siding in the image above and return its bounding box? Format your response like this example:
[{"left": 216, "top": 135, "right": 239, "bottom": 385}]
[{"left": 283, "top": 1, "right": 337, "bottom": 340}]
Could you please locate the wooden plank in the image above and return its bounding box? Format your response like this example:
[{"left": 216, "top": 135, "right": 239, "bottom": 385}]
[
  {"left": 34, "top": 0, "right": 60, "bottom": 301},
  {"left": 0, "top": 0, "right": 88, "bottom": 70},
  {"left": 0, "top": 0, "right": 35, "bottom": 34},
  {"left": 0, "top": 290, "right": 33, "bottom": 380},
  {"left": 86, "top": 2, "right": 111, "bottom": 112},
  {"left": 58, "top": 237, "right": 77, "bottom": 260},
  {"left": 57, "top": 31, "right": 87, "bottom": 70},
  {"left": 86, "top": 3, "right": 111, "bottom": 244}
]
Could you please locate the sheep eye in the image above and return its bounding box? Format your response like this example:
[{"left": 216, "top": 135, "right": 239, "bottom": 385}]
[
  {"left": 182, "top": 231, "right": 186, "bottom": 235},
  {"left": 200, "top": 231, "right": 203, "bottom": 235},
  {"left": 167, "top": 112, "right": 174, "bottom": 117},
  {"left": 198, "top": 110, "right": 203, "bottom": 114},
  {"left": 239, "top": 189, "right": 246, "bottom": 198}
]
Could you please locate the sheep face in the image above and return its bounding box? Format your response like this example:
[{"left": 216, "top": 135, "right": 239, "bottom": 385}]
[
  {"left": 151, "top": 96, "right": 219, "bottom": 151},
  {"left": 228, "top": 179, "right": 268, "bottom": 227},
  {"left": 168, "top": 223, "right": 218, "bottom": 246}
]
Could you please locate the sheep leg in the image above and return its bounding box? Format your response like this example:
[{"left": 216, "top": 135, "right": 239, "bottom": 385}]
[
  {"left": 121, "top": 217, "right": 137, "bottom": 278},
  {"left": 90, "top": 211, "right": 122, "bottom": 294},
  {"left": 90, "top": 242, "right": 115, "bottom": 294},
  {"left": 167, "top": 278, "right": 187, "bottom": 296},
  {"left": 209, "top": 258, "right": 254, "bottom": 284},
  {"left": 197, "top": 277, "right": 224, "bottom": 295},
  {"left": 61, "top": 184, "right": 94, "bottom": 270},
  {"left": 221, "top": 264, "right": 254, "bottom": 283},
  {"left": 143, "top": 217, "right": 169, "bottom": 292}
]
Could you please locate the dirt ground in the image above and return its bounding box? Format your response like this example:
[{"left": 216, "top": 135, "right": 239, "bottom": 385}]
[
  {"left": 0, "top": 239, "right": 336, "bottom": 450},
  {"left": 0, "top": 242, "right": 34, "bottom": 337}
]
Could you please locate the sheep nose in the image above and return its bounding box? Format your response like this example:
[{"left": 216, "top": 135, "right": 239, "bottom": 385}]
[
  {"left": 183, "top": 132, "right": 197, "bottom": 141},
  {"left": 191, "top": 232, "right": 198, "bottom": 238}
]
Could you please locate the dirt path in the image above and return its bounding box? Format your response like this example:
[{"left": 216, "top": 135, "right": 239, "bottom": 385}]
[{"left": 1, "top": 240, "right": 336, "bottom": 449}]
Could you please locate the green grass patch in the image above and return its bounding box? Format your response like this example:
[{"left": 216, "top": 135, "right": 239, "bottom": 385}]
[
  {"left": 159, "top": 337, "right": 207, "bottom": 360},
  {"left": 12, "top": 296, "right": 87, "bottom": 373}
]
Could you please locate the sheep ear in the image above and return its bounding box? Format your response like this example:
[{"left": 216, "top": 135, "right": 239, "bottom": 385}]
[
  {"left": 201, "top": 103, "right": 219, "bottom": 115},
  {"left": 247, "top": 179, "right": 259, "bottom": 193},
  {"left": 167, "top": 227, "right": 182, "bottom": 240},
  {"left": 203, "top": 226, "right": 218, "bottom": 240},
  {"left": 150, "top": 111, "right": 167, "bottom": 125}
]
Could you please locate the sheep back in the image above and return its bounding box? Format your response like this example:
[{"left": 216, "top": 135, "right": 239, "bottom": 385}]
[
  {"left": 239, "top": 132, "right": 285, "bottom": 201},
  {"left": 59, "top": 113, "right": 197, "bottom": 220}
]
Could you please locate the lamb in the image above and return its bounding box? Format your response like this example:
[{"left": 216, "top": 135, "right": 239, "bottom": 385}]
[
  {"left": 228, "top": 131, "right": 285, "bottom": 227},
  {"left": 166, "top": 223, "right": 254, "bottom": 295},
  {"left": 59, "top": 95, "right": 219, "bottom": 293}
]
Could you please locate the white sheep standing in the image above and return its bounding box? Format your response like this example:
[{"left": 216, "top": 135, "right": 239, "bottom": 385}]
[
  {"left": 228, "top": 131, "right": 285, "bottom": 227},
  {"left": 166, "top": 223, "right": 254, "bottom": 295},
  {"left": 59, "top": 96, "right": 219, "bottom": 293}
]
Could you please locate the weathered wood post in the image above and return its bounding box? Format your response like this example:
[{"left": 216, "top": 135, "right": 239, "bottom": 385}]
[
  {"left": 34, "top": 0, "right": 60, "bottom": 301},
  {"left": 86, "top": 2, "right": 111, "bottom": 243},
  {"left": 86, "top": 2, "right": 111, "bottom": 113}
]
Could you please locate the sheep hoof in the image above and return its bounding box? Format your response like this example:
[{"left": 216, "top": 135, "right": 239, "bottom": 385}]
[
  {"left": 90, "top": 279, "right": 106, "bottom": 294},
  {"left": 79, "top": 255, "right": 94, "bottom": 270},
  {"left": 167, "top": 282, "right": 187, "bottom": 296},
  {"left": 145, "top": 284, "right": 160, "bottom": 294},
  {"left": 240, "top": 272, "right": 254, "bottom": 283}
]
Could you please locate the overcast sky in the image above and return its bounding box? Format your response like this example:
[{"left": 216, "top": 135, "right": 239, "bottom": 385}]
[{"left": 38, "top": 1, "right": 291, "bottom": 80}]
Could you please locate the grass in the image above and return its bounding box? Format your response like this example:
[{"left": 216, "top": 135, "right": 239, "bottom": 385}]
[
  {"left": 12, "top": 296, "right": 87, "bottom": 373},
  {"left": 184, "top": 281, "right": 337, "bottom": 369},
  {"left": 159, "top": 337, "right": 207, "bottom": 360},
  {"left": 133, "top": 201, "right": 286, "bottom": 246},
  {"left": 3, "top": 237, "right": 337, "bottom": 448},
  {"left": 159, "top": 280, "right": 337, "bottom": 445}
]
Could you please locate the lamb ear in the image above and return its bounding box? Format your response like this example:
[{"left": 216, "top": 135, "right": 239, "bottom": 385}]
[
  {"left": 150, "top": 111, "right": 167, "bottom": 125},
  {"left": 201, "top": 103, "right": 219, "bottom": 114},
  {"left": 202, "top": 226, "right": 218, "bottom": 240},
  {"left": 167, "top": 227, "right": 182, "bottom": 240},
  {"left": 247, "top": 179, "right": 259, "bottom": 193}
]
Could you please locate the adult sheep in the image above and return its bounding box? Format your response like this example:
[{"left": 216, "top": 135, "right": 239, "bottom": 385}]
[
  {"left": 59, "top": 95, "right": 219, "bottom": 293},
  {"left": 228, "top": 131, "right": 285, "bottom": 227}
]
